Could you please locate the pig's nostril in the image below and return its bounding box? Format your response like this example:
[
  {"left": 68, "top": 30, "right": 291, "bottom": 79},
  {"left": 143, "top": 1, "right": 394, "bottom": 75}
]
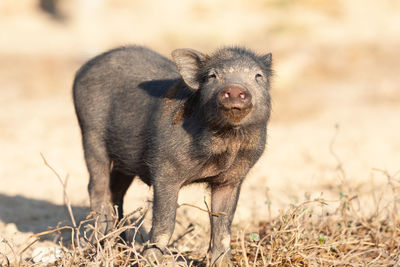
[{"left": 222, "top": 90, "right": 246, "bottom": 100}]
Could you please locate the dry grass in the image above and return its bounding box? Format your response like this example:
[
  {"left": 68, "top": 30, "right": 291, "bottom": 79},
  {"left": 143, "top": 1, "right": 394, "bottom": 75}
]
[
  {"left": 232, "top": 192, "right": 400, "bottom": 266},
  {"left": 1, "top": 158, "right": 399, "bottom": 266}
]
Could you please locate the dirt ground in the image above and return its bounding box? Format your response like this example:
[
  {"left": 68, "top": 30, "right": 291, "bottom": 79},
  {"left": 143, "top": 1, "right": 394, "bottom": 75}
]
[{"left": 1, "top": 0, "right": 399, "bottom": 262}]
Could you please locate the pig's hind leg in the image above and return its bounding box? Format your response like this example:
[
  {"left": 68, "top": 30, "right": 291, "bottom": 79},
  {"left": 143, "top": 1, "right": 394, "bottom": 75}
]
[
  {"left": 83, "top": 132, "right": 115, "bottom": 236},
  {"left": 109, "top": 169, "right": 135, "bottom": 240},
  {"left": 110, "top": 169, "right": 134, "bottom": 220}
]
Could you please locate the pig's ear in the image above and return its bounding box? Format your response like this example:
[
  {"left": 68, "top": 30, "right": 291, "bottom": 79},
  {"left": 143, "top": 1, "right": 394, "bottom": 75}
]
[
  {"left": 262, "top": 53, "right": 272, "bottom": 67},
  {"left": 172, "top": 49, "right": 206, "bottom": 90}
]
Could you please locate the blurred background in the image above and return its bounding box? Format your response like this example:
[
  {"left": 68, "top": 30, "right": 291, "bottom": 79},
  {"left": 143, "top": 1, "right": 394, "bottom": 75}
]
[{"left": 0, "top": 0, "right": 399, "bottom": 251}]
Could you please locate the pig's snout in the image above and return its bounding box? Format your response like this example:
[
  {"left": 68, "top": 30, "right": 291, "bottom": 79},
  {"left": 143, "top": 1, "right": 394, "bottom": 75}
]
[
  {"left": 218, "top": 84, "right": 253, "bottom": 123},
  {"left": 218, "top": 84, "right": 252, "bottom": 110}
]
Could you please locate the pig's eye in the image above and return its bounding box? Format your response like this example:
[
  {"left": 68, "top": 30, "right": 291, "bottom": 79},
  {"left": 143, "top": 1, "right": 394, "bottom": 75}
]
[
  {"left": 207, "top": 72, "right": 217, "bottom": 80},
  {"left": 255, "top": 73, "right": 263, "bottom": 80}
]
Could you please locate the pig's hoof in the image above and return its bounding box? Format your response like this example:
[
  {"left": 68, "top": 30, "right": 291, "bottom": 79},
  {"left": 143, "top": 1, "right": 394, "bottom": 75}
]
[
  {"left": 143, "top": 247, "right": 164, "bottom": 264},
  {"left": 96, "top": 214, "right": 113, "bottom": 237}
]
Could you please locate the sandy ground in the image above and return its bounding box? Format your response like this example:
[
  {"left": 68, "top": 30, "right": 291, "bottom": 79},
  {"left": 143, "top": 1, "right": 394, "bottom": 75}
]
[{"left": 1, "top": 0, "right": 399, "bottom": 261}]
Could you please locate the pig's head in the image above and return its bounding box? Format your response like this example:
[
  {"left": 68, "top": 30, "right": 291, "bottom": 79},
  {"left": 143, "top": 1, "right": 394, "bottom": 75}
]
[{"left": 172, "top": 47, "right": 272, "bottom": 130}]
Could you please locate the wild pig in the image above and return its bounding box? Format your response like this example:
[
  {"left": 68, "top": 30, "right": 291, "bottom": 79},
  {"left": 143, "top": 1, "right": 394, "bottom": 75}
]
[{"left": 73, "top": 45, "right": 272, "bottom": 266}]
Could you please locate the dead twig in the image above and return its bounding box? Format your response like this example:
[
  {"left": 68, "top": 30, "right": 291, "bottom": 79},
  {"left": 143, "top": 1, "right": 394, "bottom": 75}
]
[
  {"left": 329, "top": 123, "right": 346, "bottom": 183},
  {"left": 40, "top": 153, "right": 77, "bottom": 228},
  {"left": 178, "top": 202, "right": 226, "bottom": 217}
]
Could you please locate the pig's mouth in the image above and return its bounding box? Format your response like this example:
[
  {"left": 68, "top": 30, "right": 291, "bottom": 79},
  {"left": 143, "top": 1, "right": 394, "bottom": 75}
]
[{"left": 220, "top": 104, "right": 252, "bottom": 125}]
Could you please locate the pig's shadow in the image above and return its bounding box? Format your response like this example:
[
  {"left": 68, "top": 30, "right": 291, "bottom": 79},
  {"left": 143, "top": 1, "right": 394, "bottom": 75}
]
[
  {"left": 0, "top": 194, "right": 148, "bottom": 244},
  {"left": 138, "top": 79, "right": 192, "bottom": 100},
  {"left": 0, "top": 193, "right": 88, "bottom": 239}
]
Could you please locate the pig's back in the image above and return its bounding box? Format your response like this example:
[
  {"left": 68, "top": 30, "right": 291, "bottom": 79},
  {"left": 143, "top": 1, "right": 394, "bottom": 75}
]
[
  {"left": 73, "top": 46, "right": 179, "bottom": 124},
  {"left": 73, "top": 46, "right": 180, "bottom": 177}
]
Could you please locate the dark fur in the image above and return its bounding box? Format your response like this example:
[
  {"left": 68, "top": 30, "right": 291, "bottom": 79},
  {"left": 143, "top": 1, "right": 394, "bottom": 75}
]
[{"left": 73, "top": 45, "right": 272, "bottom": 266}]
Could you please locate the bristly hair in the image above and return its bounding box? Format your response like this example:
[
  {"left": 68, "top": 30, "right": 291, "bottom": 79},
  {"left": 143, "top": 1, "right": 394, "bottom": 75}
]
[
  {"left": 196, "top": 46, "right": 274, "bottom": 87},
  {"left": 203, "top": 46, "right": 273, "bottom": 76}
]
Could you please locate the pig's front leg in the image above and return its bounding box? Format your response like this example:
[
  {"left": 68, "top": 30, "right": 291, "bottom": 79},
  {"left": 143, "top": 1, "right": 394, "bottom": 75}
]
[
  {"left": 143, "top": 181, "right": 180, "bottom": 263},
  {"left": 209, "top": 182, "right": 242, "bottom": 266}
]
